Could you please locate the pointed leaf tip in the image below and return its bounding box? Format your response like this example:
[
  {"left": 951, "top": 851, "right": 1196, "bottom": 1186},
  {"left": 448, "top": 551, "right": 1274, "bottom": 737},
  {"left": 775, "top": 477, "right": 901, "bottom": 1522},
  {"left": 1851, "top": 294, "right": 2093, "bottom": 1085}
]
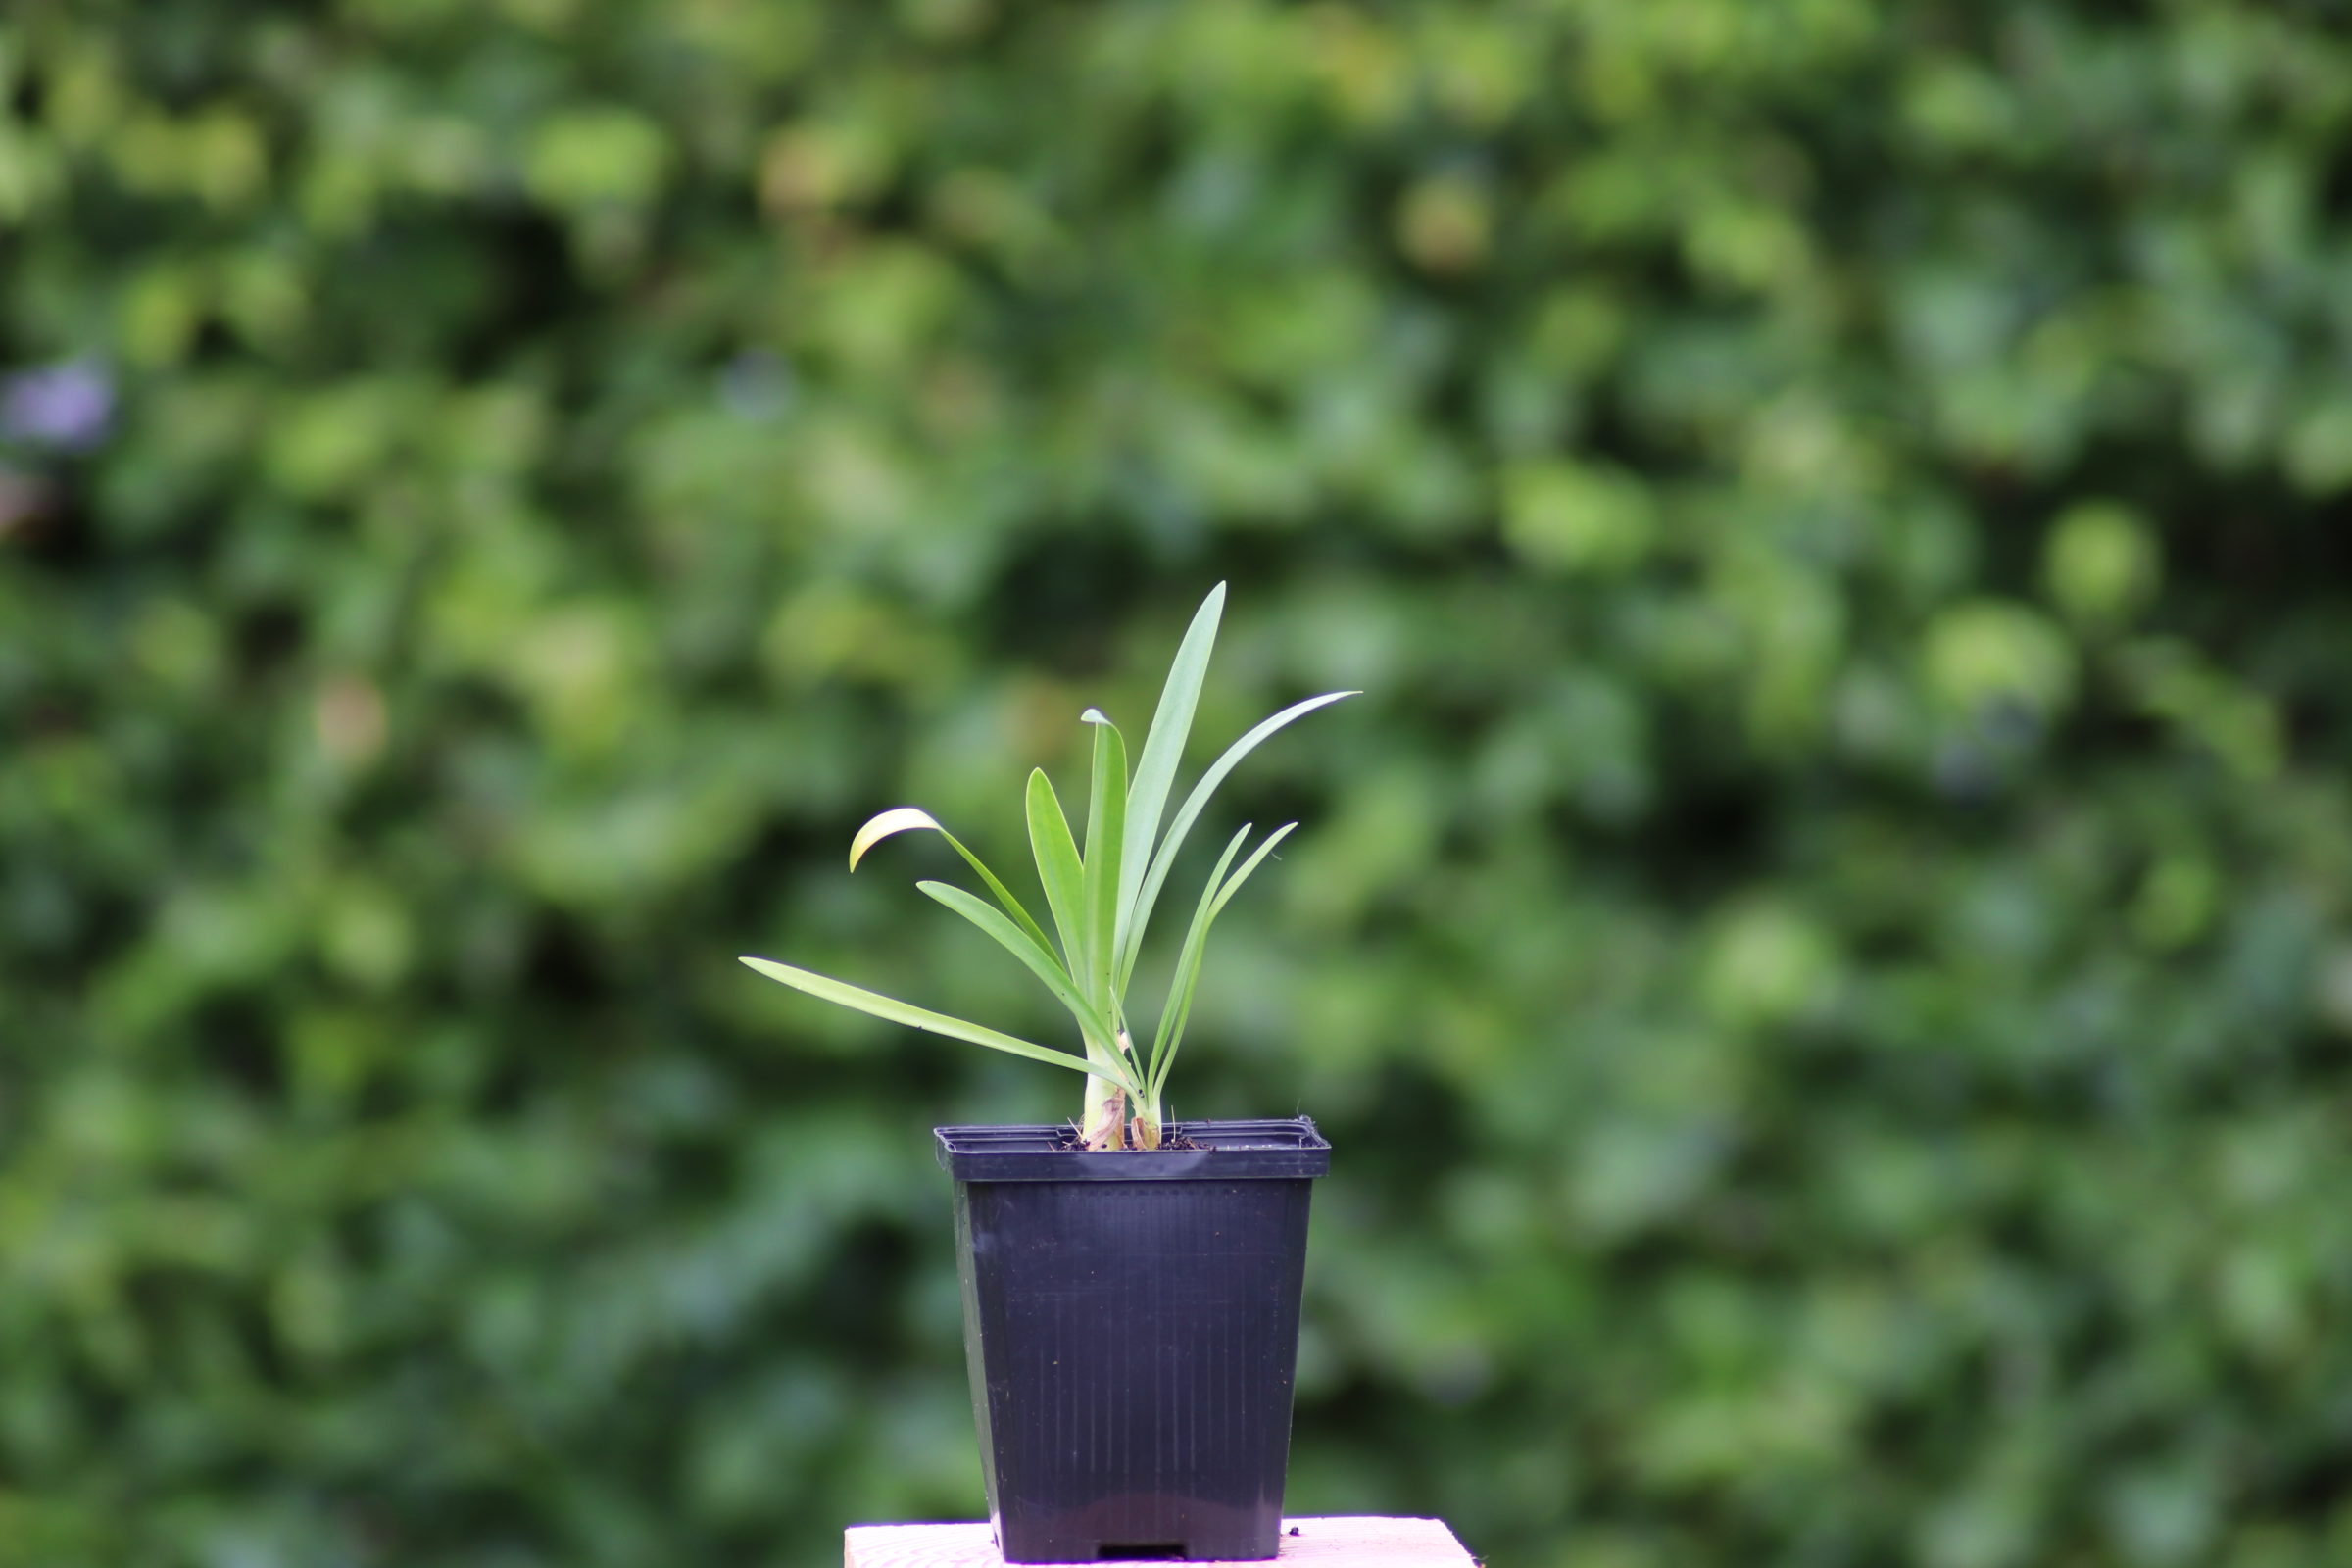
[
  {"left": 1120, "top": 686, "right": 1359, "bottom": 983},
  {"left": 1080, "top": 707, "right": 1110, "bottom": 725},
  {"left": 1113, "top": 584, "right": 1228, "bottom": 974},
  {"left": 848, "top": 807, "right": 942, "bottom": 870}
]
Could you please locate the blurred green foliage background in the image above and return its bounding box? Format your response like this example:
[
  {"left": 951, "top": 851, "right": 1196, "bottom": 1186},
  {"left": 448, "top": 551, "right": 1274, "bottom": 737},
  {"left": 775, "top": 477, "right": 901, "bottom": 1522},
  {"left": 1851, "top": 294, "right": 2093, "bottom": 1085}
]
[{"left": 5, "top": 1, "right": 2352, "bottom": 1564}]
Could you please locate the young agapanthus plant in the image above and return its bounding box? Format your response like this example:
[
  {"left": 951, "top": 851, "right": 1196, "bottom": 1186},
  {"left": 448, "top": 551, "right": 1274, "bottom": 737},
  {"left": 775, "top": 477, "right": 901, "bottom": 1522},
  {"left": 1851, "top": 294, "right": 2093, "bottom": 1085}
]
[{"left": 741, "top": 584, "right": 1352, "bottom": 1151}]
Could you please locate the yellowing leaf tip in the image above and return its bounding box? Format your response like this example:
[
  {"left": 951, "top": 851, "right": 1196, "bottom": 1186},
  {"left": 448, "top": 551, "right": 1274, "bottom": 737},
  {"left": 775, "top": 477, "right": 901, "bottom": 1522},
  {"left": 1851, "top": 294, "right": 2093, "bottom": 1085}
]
[{"left": 848, "top": 806, "right": 941, "bottom": 870}]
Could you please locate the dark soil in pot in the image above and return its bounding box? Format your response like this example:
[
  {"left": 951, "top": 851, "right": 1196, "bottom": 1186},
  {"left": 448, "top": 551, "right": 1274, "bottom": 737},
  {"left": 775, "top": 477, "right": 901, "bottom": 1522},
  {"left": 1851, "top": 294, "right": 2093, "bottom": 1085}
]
[{"left": 935, "top": 1118, "right": 1331, "bottom": 1563}]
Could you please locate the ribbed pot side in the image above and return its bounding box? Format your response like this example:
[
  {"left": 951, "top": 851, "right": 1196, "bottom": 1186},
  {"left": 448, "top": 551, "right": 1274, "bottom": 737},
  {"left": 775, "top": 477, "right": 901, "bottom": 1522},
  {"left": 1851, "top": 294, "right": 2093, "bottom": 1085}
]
[{"left": 937, "top": 1119, "right": 1331, "bottom": 1564}]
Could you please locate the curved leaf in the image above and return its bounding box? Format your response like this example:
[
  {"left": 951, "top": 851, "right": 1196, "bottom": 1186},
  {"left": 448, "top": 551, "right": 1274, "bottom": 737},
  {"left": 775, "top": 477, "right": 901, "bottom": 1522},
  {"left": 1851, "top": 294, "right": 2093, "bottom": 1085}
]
[
  {"left": 849, "top": 807, "right": 941, "bottom": 870},
  {"left": 1147, "top": 821, "right": 1296, "bottom": 1101},
  {"left": 846, "top": 805, "right": 1055, "bottom": 960},
  {"left": 1145, "top": 823, "right": 1252, "bottom": 1091},
  {"left": 1118, "top": 689, "right": 1356, "bottom": 989},
  {"left": 917, "top": 880, "right": 1120, "bottom": 1066},
  {"left": 738, "top": 956, "right": 1134, "bottom": 1092},
  {"left": 1208, "top": 821, "right": 1297, "bottom": 919}
]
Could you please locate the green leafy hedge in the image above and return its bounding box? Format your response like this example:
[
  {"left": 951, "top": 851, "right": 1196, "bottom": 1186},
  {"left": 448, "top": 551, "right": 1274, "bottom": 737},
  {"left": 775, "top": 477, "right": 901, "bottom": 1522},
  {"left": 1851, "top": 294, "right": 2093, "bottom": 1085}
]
[{"left": 5, "top": 2, "right": 2351, "bottom": 1564}]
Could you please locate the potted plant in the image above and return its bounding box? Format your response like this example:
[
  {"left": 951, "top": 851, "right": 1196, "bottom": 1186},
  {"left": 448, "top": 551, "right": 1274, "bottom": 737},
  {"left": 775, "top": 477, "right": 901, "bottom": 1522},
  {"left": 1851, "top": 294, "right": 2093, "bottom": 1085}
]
[{"left": 742, "top": 584, "right": 1352, "bottom": 1562}]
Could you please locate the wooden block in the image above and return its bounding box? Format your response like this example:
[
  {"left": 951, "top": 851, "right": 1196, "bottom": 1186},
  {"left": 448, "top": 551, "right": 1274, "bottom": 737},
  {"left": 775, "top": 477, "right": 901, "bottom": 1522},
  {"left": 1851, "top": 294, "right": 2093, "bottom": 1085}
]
[{"left": 845, "top": 1516, "right": 1476, "bottom": 1568}]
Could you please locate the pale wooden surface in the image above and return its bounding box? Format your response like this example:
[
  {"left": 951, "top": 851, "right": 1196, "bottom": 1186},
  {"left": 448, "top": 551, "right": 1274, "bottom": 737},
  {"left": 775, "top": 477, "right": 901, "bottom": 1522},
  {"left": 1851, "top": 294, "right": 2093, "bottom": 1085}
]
[{"left": 845, "top": 1516, "right": 1475, "bottom": 1568}]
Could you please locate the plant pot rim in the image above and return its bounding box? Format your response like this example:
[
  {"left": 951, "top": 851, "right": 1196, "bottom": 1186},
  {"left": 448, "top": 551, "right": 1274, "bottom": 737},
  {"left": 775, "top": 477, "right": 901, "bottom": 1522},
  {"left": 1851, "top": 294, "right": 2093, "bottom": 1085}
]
[{"left": 935, "top": 1116, "right": 1330, "bottom": 1182}]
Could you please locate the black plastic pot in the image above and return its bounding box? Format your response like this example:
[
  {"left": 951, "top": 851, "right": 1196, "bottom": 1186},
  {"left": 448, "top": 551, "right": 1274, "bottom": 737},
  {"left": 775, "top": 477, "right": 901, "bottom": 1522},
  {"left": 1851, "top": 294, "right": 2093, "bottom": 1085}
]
[{"left": 935, "top": 1118, "right": 1331, "bottom": 1563}]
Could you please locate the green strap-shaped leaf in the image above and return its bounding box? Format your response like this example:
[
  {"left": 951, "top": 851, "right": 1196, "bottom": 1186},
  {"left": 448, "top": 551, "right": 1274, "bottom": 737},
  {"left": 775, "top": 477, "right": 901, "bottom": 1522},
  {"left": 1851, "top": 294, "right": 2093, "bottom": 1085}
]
[
  {"left": 1025, "top": 767, "right": 1086, "bottom": 973},
  {"left": 846, "top": 807, "right": 1056, "bottom": 961},
  {"left": 1118, "top": 690, "right": 1356, "bottom": 990},
  {"left": 1145, "top": 823, "right": 1252, "bottom": 1091},
  {"left": 738, "top": 956, "right": 1135, "bottom": 1094},
  {"left": 1116, "top": 585, "right": 1224, "bottom": 961},
  {"left": 1147, "top": 821, "right": 1296, "bottom": 1101},
  {"left": 916, "top": 880, "right": 1123, "bottom": 1072},
  {"left": 1207, "top": 821, "right": 1296, "bottom": 920},
  {"left": 1079, "top": 709, "right": 1126, "bottom": 1016}
]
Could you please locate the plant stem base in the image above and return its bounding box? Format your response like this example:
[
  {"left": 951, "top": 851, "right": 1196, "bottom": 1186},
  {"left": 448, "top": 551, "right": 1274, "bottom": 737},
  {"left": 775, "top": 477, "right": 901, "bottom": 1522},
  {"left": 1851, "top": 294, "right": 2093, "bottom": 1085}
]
[{"left": 845, "top": 1517, "right": 1477, "bottom": 1567}]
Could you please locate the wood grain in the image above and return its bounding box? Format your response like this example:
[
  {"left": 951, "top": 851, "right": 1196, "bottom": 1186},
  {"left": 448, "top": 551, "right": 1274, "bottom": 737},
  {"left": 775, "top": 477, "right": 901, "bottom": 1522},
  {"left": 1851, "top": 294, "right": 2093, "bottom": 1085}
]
[{"left": 845, "top": 1516, "right": 1476, "bottom": 1568}]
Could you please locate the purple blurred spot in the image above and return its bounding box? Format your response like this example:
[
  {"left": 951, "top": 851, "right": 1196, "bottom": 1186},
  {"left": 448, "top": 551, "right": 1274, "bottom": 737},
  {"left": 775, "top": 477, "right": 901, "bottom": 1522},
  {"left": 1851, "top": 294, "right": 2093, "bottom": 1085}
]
[{"left": 2, "top": 359, "right": 115, "bottom": 452}]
